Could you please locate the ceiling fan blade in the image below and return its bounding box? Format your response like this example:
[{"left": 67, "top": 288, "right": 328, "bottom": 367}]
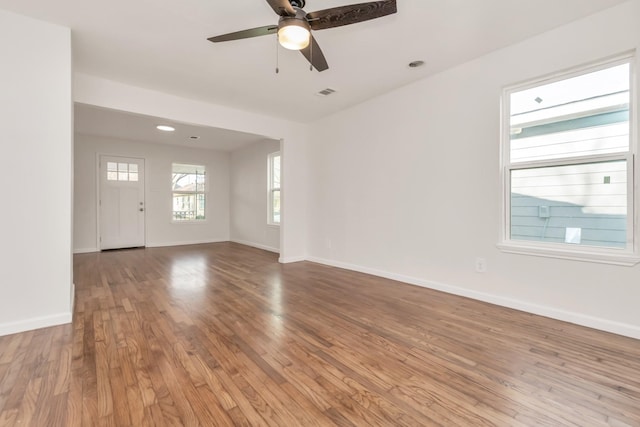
[
  {"left": 265, "top": 0, "right": 296, "bottom": 17},
  {"left": 300, "top": 35, "right": 329, "bottom": 72},
  {"left": 208, "top": 25, "right": 278, "bottom": 43},
  {"left": 306, "top": 0, "right": 397, "bottom": 31}
]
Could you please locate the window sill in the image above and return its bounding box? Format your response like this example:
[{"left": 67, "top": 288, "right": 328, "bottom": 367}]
[
  {"left": 497, "top": 241, "right": 640, "bottom": 266},
  {"left": 267, "top": 223, "right": 280, "bottom": 228}
]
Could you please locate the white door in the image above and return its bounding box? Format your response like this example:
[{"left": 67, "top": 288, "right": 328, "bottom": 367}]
[{"left": 99, "top": 156, "right": 145, "bottom": 250}]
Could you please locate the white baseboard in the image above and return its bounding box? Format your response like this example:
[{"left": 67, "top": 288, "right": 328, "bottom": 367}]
[
  {"left": 279, "top": 256, "right": 307, "bottom": 264},
  {"left": 73, "top": 247, "right": 98, "bottom": 254},
  {"left": 306, "top": 256, "right": 640, "bottom": 340},
  {"left": 146, "top": 238, "right": 228, "bottom": 248},
  {"left": 0, "top": 312, "right": 73, "bottom": 337},
  {"left": 70, "top": 283, "right": 76, "bottom": 317},
  {"left": 231, "top": 239, "right": 279, "bottom": 253}
]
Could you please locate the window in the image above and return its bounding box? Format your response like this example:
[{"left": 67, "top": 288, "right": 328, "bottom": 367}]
[
  {"left": 107, "top": 162, "right": 138, "bottom": 182},
  {"left": 172, "top": 163, "right": 206, "bottom": 221},
  {"left": 500, "top": 55, "right": 638, "bottom": 265},
  {"left": 268, "top": 152, "right": 281, "bottom": 225}
]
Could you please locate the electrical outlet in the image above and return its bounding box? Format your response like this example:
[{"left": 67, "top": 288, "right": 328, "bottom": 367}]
[{"left": 475, "top": 257, "right": 487, "bottom": 273}]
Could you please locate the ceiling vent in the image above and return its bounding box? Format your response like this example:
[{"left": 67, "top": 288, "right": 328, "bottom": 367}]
[{"left": 316, "top": 88, "right": 336, "bottom": 97}]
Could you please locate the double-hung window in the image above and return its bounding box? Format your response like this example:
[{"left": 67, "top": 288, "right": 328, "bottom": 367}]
[
  {"left": 268, "top": 152, "right": 281, "bottom": 225},
  {"left": 172, "top": 163, "right": 206, "bottom": 221},
  {"left": 500, "top": 55, "right": 638, "bottom": 265}
]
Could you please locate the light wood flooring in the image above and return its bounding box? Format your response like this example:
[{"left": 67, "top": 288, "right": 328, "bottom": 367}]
[{"left": 0, "top": 242, "right": 639, "bottom": 426}]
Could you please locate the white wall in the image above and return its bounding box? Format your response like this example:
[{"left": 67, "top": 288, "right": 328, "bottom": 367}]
[
  {"left": 74, "top": 134, "right": 230, "bottom": 251},
  {"left": 306, "top": 1, "right": 640, "bottom": 339},
  {"left": 230, "top": 139, "right": 281, "bottom": 252},
  {"left": 0, "top": 11, "right": 73, "bottom": 335},
  {"left": 73, "top": 75, "right": 308, "bottom": 262}
]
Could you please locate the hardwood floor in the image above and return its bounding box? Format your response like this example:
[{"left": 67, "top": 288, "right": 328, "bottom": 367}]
[{"left": 1, "top": 242, "right": 639, "bottom": 426}]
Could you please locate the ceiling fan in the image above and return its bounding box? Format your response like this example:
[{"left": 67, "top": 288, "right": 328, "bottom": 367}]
[{"left": 208, "top": 0, "right": 397, "bottom": 72}]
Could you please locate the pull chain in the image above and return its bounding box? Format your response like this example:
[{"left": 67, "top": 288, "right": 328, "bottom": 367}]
[
  {"left": 309, "top": 35, "right": 313, "bottom": 71},
  {"left": 275, "top": 34, "right": 280, "bottom": 74}
]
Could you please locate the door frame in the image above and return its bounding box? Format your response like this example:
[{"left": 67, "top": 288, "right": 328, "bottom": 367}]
[{"left": 96, "top": 153, "right": 147, "bottom": 250}]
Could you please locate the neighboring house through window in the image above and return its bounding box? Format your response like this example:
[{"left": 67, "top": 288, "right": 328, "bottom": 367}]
[
  {"left": 172, "top": 163, "right": 206, "bottom": 221},
  {"left": 268, "top": 152, "right": 281, "bottom": 225},
  {"left": 499, "top": 54, "right": 638, "bottom": 265}
]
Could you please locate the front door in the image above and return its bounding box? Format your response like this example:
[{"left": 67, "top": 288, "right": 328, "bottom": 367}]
[{"left": 99, "top": 155, "right": 145, "bottom": 250}]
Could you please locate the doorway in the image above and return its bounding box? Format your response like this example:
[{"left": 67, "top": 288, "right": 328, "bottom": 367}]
[{"left": 99, "top": 155, "right": 146, "bottom": 250}]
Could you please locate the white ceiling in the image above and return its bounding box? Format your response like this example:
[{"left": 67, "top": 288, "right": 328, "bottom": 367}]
[
  {"left": 75, "top": 104, "right": 272, "bottom": 151},
  {"left": 0, "top": 0, "right": 628, "bottom": 148}
]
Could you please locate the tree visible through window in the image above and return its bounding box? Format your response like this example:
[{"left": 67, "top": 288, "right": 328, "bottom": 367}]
[
  {"left": 268, "top": 152, "right": 281, "bottom": 225},
  {"left": 500, "top": 56, "right": 637, "bottom": 264},
  {"left": 172, "top": 164, "right": 206, "bottom": 221}
]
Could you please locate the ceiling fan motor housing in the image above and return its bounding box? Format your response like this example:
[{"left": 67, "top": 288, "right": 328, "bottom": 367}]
[{"left": 278, "top": 8, "right": 310, "bottom": 28}]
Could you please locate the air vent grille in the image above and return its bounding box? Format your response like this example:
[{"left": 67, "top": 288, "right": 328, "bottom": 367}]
[{"left": 316, "top": 88, "right": 336, "bottom": 97}]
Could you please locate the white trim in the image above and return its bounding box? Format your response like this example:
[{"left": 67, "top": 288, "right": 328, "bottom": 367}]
[
  {"left": 70, "top": 283, "right": 75, "bottom": 317},
  {"left": 145, "top": 238, "right": 227, "bottom": 248},
  {"left": 170, "top": 219, "right": 209, "bottom": 224},
  {"left": 497, "top": 242, "right": 640, "bottom": 266},
  {"left": 306, "top": 256, "right": 640, "bottom": 340},
  {"left": 500, "top": 53, "right": 638, "bottom": 263},
  {"left": 172, "top": 162, "right": 207, "bottom": 222},
  {"left": 630, "top": 54, "right": 639, "bottom": 257},
  {"left": 279, "top": 256, "right": 306, "bottom": 263},
  {"left": 95, "top": 153, "right": 101, "bottom": 250},
  {"left": 73, "top": 247, "right": 98, "bottom": 254},
  {"left": 267, "top": 151, "right": 281, "bottom": 226},
  {"left": 0, "top": 312, "right": 72, "bottom": 337},
  {"left": 231, "top": 239, "right": 279, "bottom": 253}
]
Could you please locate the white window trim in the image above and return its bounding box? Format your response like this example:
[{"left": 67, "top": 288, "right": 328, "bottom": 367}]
[
  {"left": 498, "top": 53, "right": 640, "bottom": 266},
  {"left": 171, "top": 163, "right": 207, "bottom": 223},
  {"left": 268, "top": 151, "right": 281, "bottom": 226}
]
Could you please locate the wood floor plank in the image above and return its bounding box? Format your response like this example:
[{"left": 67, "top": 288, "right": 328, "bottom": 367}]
[{"left": 0, "top": 241, "right": 639, "bottom": 426}]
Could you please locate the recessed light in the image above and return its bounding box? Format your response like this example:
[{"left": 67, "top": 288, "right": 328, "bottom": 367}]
[
  {"left": 156, "top": 125, "right": 175, "bottom": 132},
  {"left": 408, "top": 60, "right": 425, "bottom": 68}
]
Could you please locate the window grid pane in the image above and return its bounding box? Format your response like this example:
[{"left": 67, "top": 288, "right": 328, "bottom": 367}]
[
  {"left": 172, "top": 163, "right": 206, "bottom": 221},
  {"left": 511, "top": 160, "right": 627, "bottom": 248},
  {"left": 272, "top": 189, "right": 280, "bottom": 223},
  {"left": 504, "top": 59, "right": 633, "bottom": 255},
  {"left": 106, "top": 162, "right": 141, "bottom": 181},
  {"left": 510, "top": 63, "right": 630, "bottom": 164},
  {"left": 268, "top": 153, "right": 281, "bottom": 224}
]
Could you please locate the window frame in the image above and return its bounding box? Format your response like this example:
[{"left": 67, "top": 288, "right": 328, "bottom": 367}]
[
  {"left": 106, "top": 161, "right": 139, "bottom": 182},
  {"left": 267, "top": 151, "right": 281, "bottom": 226},
  {"left": 171, "top": 163, "right": 207, "bottom": 223},
  {"left": 498, "top": 53, "right": 639, "bottom": 266}
]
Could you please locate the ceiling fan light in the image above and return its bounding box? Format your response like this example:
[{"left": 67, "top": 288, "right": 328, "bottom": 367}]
[{"left": 278, "top": 21, "right": 310, "bottom": 50}]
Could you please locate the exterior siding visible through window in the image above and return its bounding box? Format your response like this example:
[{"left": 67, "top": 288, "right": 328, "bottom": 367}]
[
  {"left": 172, "top": 163, "right": 206, "bottom": 221},
  {"left": 268, "top": 152, "right": 281, "bottom": 225},
  {"left": 499, "top": 55, "right": 639, "bottom": 265}
]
